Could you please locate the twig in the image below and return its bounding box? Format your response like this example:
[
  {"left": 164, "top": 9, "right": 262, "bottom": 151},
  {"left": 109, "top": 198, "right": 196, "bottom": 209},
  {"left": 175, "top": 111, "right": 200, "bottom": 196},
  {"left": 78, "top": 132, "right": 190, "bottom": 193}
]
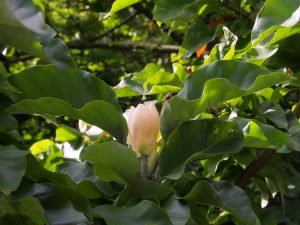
[
  {"left": 89, "top": 12, "right": 139, "bottom": 42},
  {"left": 68, "top": 41, "right": 180, "bottom": 53},
  {"left": 236, "top": 150, "right": 275, "bottom": 189}
]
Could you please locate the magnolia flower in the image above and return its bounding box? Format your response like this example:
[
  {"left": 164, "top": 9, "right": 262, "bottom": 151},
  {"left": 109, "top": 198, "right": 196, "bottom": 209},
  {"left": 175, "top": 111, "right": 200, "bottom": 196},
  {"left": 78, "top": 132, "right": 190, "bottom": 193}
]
[{"left": 126, "top": 103, "right": 160, "bottom": 157}]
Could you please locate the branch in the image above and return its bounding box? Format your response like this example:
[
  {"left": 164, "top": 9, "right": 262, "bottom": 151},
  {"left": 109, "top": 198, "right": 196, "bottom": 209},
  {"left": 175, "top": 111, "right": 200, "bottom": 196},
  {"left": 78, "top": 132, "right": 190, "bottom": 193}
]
[
  {"left": 89, "top": 12, "right": 139, "bottom": 42},
  {"left": 236, "top": 150, "right": 275, "bottom": 189},
  {"left": 68, "top": 41, "right": 180, "bottom": 53}
]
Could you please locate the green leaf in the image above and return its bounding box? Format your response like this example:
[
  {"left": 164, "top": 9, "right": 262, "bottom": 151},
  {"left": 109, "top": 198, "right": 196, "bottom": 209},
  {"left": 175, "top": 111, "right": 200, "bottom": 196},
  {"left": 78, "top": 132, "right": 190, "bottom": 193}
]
[
  {"left": 56, "top": 125, "right": 82, "bottom": 142},
  {"left": 184, "top": 180, "right": 260, "bottom": 225},
  {"left": 30, "top": 139, "right": 63, "bottom": 172},
  {"left": 25, "top": 154, "right": 92, "bottom": 220},
  {"left": 0, "top": 146, "right": 27, "bottom": 195},
  {"left": 178, "top": 17, "right": 215, "bottom": 58},
  {"left": 286, "top": 124, "right": 300, "bottom": 151},
  {"left": 7, "top": 65, "right": 127, "bottom": 142},
  {"left": 265, "top": 34, "right": 300, "bottom": 72},
  {"left": 153, "top": 0, "right": 196, "bottom": 23},
  {"left": 8, "top": 65, "right": 120, "bottom": 109},
  {"left": 14, "top": 196, "right": 48, "bottom": 225},
  {"left": 0, "top": 110, "right": 18, "bottom": 131},
  {"left": 114, "top": 63, "right": 188, "bottom": 97},
  {"left": 81, "top": 142, "right": 139, "bottom": 183},
  {"left": 116, "top": 180, "right": 174, "bottom": 205},
  {"left": 241, "top": 46, "right": 278, "bottom": 64},
  {"left": 159, "top": 119, "right": 244, "bottom": 179},
  {"left": 163, "top": 195, "right": 191, "bottom": 225},
  {"left": 251, "top": 0, "right": 300, "bottom": 46},
  {"left": 160, "top": 60, "right": 292, "bottom": 138},
  {"left": 0, "top": 0, "right": 75, "bottom": 68},
  {"left": 240, "top": 119, "right": 289, "bottom": 149},
  {"left": 93, "top": 200, "right": 173, "bottom": 225},
  {"left": 262, "top": 104, "right": 288, "bottom": 129},
  {"left": 110, "top": 0, "right": 142, "bottom": 15}
]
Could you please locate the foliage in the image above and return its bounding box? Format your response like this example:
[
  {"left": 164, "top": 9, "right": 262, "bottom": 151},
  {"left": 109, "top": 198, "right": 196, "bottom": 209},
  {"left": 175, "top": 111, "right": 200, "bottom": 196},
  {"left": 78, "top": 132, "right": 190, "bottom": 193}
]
[{"left": 0, "top": 0, "right": 300, "bottom": 225}]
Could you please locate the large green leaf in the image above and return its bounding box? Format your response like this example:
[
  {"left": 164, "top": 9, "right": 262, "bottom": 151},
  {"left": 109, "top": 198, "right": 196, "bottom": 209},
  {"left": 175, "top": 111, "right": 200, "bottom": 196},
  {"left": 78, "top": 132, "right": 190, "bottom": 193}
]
[
  {"left": 116, "top": 180, "right": 174, "bottom": 205},
  {"left": 160, "top": 60, "right": 292, "bottom": 138},
  {"left": 14, "top": 196, "right": 48, "bottom": 225},
  {"left": 115, "top": 63, "right": 188, "bottom": 97},
  {"left": 184, "top": 180, "right": 260, "bottom": 225},
  {"left": 163, "top": 195, "right": 191, "bottom": 225},
  {"left": 7, "top": 65, "right": 127, "bottom": 142},
  {"left": 109, "top": 0, "right": 142, "bottom": 15},
  {"left": 25, "top": 154, "right": 92, "bottom": 220},
  {"left": 0, "top": 0, "right": 75, "bottom": 68},
  {"left": 81, "top": 142, "right": 139, "bottom": 184},
  {"left": 93, "top": 200, "right": 173, "bottom": 225},
  {"left": 0, "top": 145, "right": 27, "bottom": 195},
  {"left": 159, "top": 119, "right": 244, "bottom": 179},
  {"left": 153, "top": 0, "right": 197, "bottom": 23},
  {"left": 179, "top": 18, "right": 214, "bottom": 58},
  {"left": 8, "top": 65, "right": 120, "bottom": 109},
  {"left": 251, "top": 0, "right": 300, "bottom": 46},
  {"left": 265, "top": 34, "right": 300, "bottom": 72},
  {"left": 238, "top": 119, "right": 289, "bottom": 149}
]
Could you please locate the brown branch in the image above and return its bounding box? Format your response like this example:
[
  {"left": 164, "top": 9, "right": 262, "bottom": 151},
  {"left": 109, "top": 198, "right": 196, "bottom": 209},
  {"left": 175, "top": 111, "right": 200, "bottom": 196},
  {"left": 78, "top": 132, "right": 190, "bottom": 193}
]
[
  {"left": 68, "top": 41, "right": 180, "bottom": 53},
  {"left": 236, "top": 150, "right": 275, "bottom": 189}
]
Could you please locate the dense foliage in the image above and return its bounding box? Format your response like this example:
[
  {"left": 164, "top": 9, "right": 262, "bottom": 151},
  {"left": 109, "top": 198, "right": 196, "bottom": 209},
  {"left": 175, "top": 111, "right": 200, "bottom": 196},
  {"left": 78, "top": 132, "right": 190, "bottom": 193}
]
[{"left": 1, "top": 0, "right": 300, "bottom": 224}]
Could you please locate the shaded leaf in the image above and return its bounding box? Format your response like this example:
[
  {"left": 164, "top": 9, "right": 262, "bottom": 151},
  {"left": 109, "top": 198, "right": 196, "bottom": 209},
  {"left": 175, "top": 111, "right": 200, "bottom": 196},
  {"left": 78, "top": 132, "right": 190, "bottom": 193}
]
[
  {"left": 159, "top": 119, "right": 244, "bottom": 179},
  {"left": 184, "top": 180, "right": 260, "bottom": 225},
  {"left": 0, "top": 146, "right": 27, "bottom": 195},
  {"left": 0, "top": 0, "right": 75, "bottom": 68},
  {"left": 116, "top": 180, "right": 174, "bottom": 205},
  {"left": 179, "top": 18, "right": 214, "bottom": 58},
  {"left": 160, "top": 60, "right": 292, "bottom": 138},
  {"left": 81, "top": 142, "right": 139, "bottom": 183},
  {"left": 93, "top": 200, "right": 173, "bottom": 225}
]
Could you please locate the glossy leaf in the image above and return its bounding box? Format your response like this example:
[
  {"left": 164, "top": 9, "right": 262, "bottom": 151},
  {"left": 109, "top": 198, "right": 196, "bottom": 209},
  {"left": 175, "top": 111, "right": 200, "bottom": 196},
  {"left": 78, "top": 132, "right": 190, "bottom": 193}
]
[
  {"left": 116, "top": 180, "right": 174, "bottom": 205},
  {"left": 0, "top": 146, "right": 27, "bottom": 195},
  {"left": 160, "top": 60, "right": 292, "bottom": 138},
  {"left": 159, "top": 119, "right": 244, "bottom": 179},
  {"left": 251, "top": 0, "right": 300, "bottom": 46},
  {"left": 115, "top": 63, "right": 188, "bottom": 97},
  {"left": 240, "top": 119, "right": 289, "bottom": 149},
  {"left": 81, "top": 142, "right": 139, "bottom": 183},
  {"left": 7, "top": 65, "right": 127, "bottom": 142},
  {"left": 110, "top": 0, "right": 142, "bottom": 15},
  {"left": 184, "top": 180, "right": 260, "bottom": 225},
  {"left": 8, "top": 65, "right": 120, "bottom": 109},
  {"left": 0, "top": 0, "right": 75, "bottom": 68},
  {"left": 241, "top": 46, "right": 278, "bottom": 64},
  {"left": 25, "top": 154, "right": 92, "bottom": 220},
  {"left": 93, "top": 200, "right": 173, "bottom": 225}
]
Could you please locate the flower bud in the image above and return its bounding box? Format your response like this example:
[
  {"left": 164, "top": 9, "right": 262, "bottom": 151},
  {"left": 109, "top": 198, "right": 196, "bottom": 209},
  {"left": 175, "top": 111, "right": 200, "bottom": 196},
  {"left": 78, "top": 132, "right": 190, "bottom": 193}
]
[{"left": 126, "top": 103, "right": 160, "bottom": 157}]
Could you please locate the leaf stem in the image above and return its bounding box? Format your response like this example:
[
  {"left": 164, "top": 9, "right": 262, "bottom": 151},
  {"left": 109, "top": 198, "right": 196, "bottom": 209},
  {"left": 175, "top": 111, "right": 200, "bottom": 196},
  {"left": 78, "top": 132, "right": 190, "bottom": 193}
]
[{"left": 140, "top": 155, "right": 148, "bottom": 180}]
